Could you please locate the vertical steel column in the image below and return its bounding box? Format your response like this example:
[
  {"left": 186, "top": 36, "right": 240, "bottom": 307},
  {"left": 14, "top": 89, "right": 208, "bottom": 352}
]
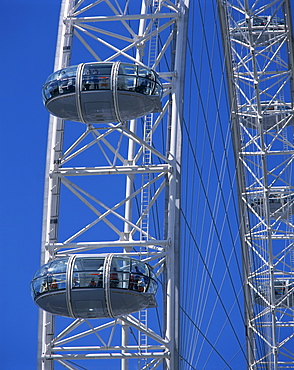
[
  {"left": 165, "top": 1, "right": 189, "bottom": 369},
  {"left": 121, "top": 3, "right": 148, "bottom": 369},
  {"left": 38, "top": 1, "right": 75, "bottom": 368},
  {"left": 218, "top": 0, "right": 294, "bottom": 368}
]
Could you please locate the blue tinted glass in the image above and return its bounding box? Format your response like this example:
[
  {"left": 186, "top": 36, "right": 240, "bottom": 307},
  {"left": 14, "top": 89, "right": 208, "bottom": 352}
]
[
  {"left": 85, "top": 63, "right": 112, "bottom": 76},
  {"left": 48, "top": 273, "right": 66, "bottom": 291},
  {"left": 75, "top": 257, "right": 104, "bottom": 271},
  {"left": 49, "top": 258, "right": 68, "bottom": 274},
  {"left": 33, "top": 262, "right": 51, "bottom": 279},
  {"left": 119, "top": 64, "right": 137, "bottom": 75}
]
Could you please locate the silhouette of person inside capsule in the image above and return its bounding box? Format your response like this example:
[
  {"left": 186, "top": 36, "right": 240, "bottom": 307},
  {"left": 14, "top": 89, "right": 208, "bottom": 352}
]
[
  {"left": 83, "top": 69, "right": 92, "bottom": 91},
  {"left": 97, "top": 264, "right": 103, "bottom": 287},
  {"left": 50, "top": 280, "right": 58, "bottom": 290},
  {"left": 47, "top": 79, "right": 59, "bottom": 98},
  {"left": 130, "top": 266, "right": 144, "bottom": 292},
  {"left": 88, "top": 279, "right": 97, "bottom": 287},
  {"left": 129, "top": 274, "right": 135, "bottom": 290},
  {"left": 58, "top": 70, "right": 69, "bottom": 94},
  {"left": 91, "top": 70, "right": 99, "bottom": 90},
  {"left": 137, "top": 78, "right": 148, "bottom": 94},
  {"left": 73, "top": 278, "right": 80, "bottom": 288},
  {"left": 274, "top": 281, "right": 286, "bottom": 298},
  {"left": 135, "top": 266, "right": 146, "bottom": 292},
  {"left": 110, "top": 267, "right": 119, "bottom": 288},
  {"left": 99, "top": 76, "right": 110, "bottom": 89}
]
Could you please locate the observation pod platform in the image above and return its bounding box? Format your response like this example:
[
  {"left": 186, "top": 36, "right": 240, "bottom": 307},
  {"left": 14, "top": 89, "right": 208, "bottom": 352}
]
[
  {"left": 42, "top": 62, "right": 163, "bottom": 124},
  {"left": 31, "top": 254, "right": 158, "bottom": 318},
  {"left": 249, "top": 190, "right": 294, "bottom": 219},
  {"left": 230, "top": 16, "right": 285, "bottom": 45},
  {"left": 255, "top": 279, "right": 294, "bottom": 307},
  {"left": 240, "top": 101, "right": 294, "bottom": 130}
]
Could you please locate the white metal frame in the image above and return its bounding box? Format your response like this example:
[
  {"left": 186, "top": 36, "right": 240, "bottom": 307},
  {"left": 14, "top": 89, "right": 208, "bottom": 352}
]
[
  {"left": 38, "top": 1, "right": 189, "bottom": 369},
  {"left": 218, "top": 0, "right": 294, "bottom": 368}
]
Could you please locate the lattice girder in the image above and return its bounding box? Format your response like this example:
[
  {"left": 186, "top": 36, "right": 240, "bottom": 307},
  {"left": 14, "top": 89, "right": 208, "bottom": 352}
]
[{"left": 218, "top": 0, "right": 294, "bottom": 368}]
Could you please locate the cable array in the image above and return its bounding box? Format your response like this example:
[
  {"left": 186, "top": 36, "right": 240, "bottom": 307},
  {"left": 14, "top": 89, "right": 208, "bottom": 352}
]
[{"left": 179, "top": 1, "right": 247, "bottom": 368}]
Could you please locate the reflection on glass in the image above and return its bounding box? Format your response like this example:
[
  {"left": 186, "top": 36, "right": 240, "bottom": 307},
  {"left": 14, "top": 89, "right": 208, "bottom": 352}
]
[
  {"left": 119, "top": 64, "right": 137, "bottom": 75},
  {"left": 32, "top": 255, "right": 157, "bottom": 297},
  {"left": 42, "top": 63, "right": 163, "bottom": 104}
]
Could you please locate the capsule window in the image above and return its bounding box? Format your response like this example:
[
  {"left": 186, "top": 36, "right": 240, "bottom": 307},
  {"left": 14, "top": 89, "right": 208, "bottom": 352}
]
[
  {"left": 131, "top": 260, "right": 149, "bottom": 276},
  {"left": 82, "top": 75, "right": 110, "bottom": 90},
  {"left": 73, "top": 272, "right": 103, "bottom": 288},
  {"left": 124, "top": 76, "right": 137, "bottom": 91},
  {"left": 49, "top": 259, "right": 68, "bottom": 274},
  {"left": 269, "top": 195, "right": 281, "bottom": 203},
  {"left": 98, "top": 76, "right": 110, "bottom": 89},
  {"left": 73, "top": 257, "right": 104, "bottom": 288},
  {"left": 129, "top": 260, "right": 150, "bottom": 293},
  {"left": 32, "top": 271, "right": 67, "bottom": 296},
  {"left": 72, "top": 274, "right": 81, "bottom": 288},
  {"left": 111, "top": 257, "right": 131, "bottom": 289},
  {"left": 274, "top": 17, "right": 285, "bottom": 25},
  {"left": 109, "top": 262, "right": 120, "bottom": 289},
  {"left": 84, "top": 63, "right": 112, "bottom": 75},
  {"left": 32, "top": 277, "right": 46, "bottom": 296},
  {"left": 118, "top": 64, "right": 137, "bottom": 76},
  {"left": 57, "top": 69, "right": 76, "bottom": 95},
  {"left": 45, "top": 71, "right": 60, "bottom": 84},
  {"left": 138, "top": 67, "right": 149, "bottom": 77},
  {"left": 82, "top": 64, "right": 112, "bottom": 91},
  {"left": 75, "top": 257, "right": 104, "bottom": 271},
  {"left": 153, "top": 83, "right": 162, "bottom": 96},
  {"left": 138, "top": 67, "right": 155, "bottom": 81},
  {"left": 148, "top": 278, "right": 158, "bottom": 294},
  {"left": 252, "top": 17, "right": 267, "bottom": 26},
  {"left": 33, "top": 264, "right": 50, "bottom": 279},
  {"left": 82, "top": 69, "right": 98, "bottom": 91},
  {"left": 48, "top": 273, "right": 66, "bottom": 291},
  {"left": 274, "top": 282, "right": 286, "bottom": 297},
  {"left": 42, "top": 67, "right": 77, "bottom": 101},
  {"left": 117, "top": 76, "right": 127, "bottom": 90}
]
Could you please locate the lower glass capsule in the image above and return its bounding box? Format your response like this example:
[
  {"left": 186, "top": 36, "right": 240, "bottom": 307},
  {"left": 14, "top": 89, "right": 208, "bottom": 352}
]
[
  {"left": 31, "top": 254, "right": 158, "bottom": 318},
  {"left": 42, "top": 62, "right": 163, "bottom": 124}
]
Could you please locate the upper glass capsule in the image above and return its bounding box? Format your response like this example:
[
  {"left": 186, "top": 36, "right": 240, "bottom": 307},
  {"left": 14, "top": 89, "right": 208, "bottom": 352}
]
[
  {"left": 31, "top": 254, "right": 158, "bottom": 318},
  {"left": 230, "top": 15, "right": 285, "bottom": 44},
  {"left": 255, "top": 279, "right": 294, "bottom": 307},
  {"left": 249, "top": 190, "right": 294, "bottom": 219},
  {"left": 42, "top": 62, "right": 163, "bottom": 124},
  {"left": 240, "top": 101, "right": 293, "bottom": 129}
]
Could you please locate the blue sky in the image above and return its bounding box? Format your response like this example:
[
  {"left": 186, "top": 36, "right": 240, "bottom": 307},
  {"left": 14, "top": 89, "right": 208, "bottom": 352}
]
[{"left": 0, "top": 1, "right": 60, "bottom": 368}]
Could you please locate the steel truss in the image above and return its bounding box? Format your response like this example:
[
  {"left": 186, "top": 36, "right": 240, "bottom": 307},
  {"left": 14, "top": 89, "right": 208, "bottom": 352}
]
[
  {"left": 38, "top": 1, "right": 189, "bottom": 369},
  {"left": 218, "top": 0, "right": 294, "bottom": 368}
]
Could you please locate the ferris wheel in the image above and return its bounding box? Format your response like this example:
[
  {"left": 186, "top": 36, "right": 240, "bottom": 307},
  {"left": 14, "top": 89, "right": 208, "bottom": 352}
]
[
  {"left": 32, "top": 1, "right": 189, "bottom": 369},
  {"left": 31, "top": 0, "right": 294, "bottom": 369},
  {"left": 218, "top": 0, "right": 294, "bottom": 368}
]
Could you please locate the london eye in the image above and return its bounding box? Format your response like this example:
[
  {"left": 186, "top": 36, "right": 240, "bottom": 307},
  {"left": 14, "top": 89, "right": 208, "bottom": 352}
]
[{"left": 32, "top": 0, "right": 294, "bottom": 369}]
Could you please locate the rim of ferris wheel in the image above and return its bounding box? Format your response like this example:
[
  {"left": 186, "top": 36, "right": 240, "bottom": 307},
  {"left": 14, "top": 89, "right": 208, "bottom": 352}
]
[
  {"left": 248, "top": 189, "right": 294, "bottom": 219},
  {"left": 230, "top": 15, "right": 286, "bottom": 44},
  {"left": 239, "top": 101, "right": 294, "bottom": 130},
  {"left": 42, "top": 61, "right": 163, "bottom": 124},
  {"left": 254, "top": 278, "right": 294, "bottom": 307},
  {"left": 31, "top": 254, "right": 158, "bottom": 319}
]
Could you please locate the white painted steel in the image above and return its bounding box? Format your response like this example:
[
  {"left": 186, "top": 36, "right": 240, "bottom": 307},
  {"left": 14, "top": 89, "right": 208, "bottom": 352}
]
[
  {"left": 37, "top": 1, "right": 189, "bottom": 369},
  {"left": 218, "top": 0, "right": 294, "bottom": 368}
]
